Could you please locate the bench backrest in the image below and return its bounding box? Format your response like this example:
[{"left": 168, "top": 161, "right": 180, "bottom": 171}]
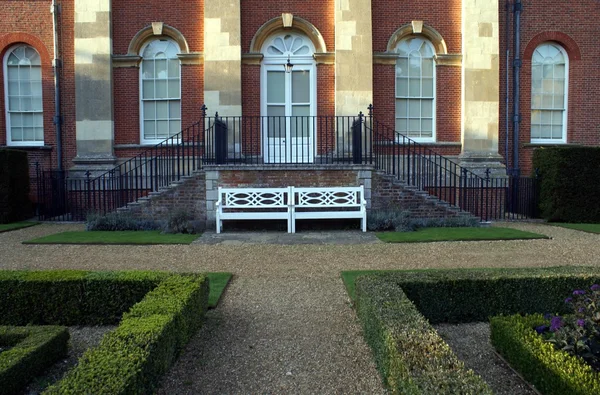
[
  {"left": 218, "top": 187, "right": 290, "bottom": 208},
  {"left": 294, "top": 186, "right": 364, "bottom": 208}
]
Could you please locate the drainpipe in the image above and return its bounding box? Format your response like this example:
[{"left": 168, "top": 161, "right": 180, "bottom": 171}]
[
  {"left": 51, "top": 0, "right": 63, "bottom": 171},
  {"left": 512, "top": 0, "right": 522, "bottom": 177},
  {"left": 505, "top": 0, "right": 511, "bottom": 174}
]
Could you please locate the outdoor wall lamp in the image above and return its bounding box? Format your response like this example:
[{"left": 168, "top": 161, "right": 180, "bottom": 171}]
[{"left": 284, "top": 55, "right": 293, "bottom": 73}]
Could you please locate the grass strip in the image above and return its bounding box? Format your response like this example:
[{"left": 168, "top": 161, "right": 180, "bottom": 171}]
[
  {"left": 23, "top": 230, "right": 199, "bottom": 245},
  {"left": 206, "top": 272, "right": 232, "bottom": 308},
  {"left": 376, "top": 226, "right": 548, "bottom": 243},
  {"left": 0, "top": 222, "right": 38, "bottom": 233},
  {"left": 551, "top": 223, "right": 600, "bottom": 234}
]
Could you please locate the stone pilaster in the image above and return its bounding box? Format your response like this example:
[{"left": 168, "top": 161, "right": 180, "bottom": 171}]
[
  {"left": 73, "top": 0, "right": 116, "bottom": 171},
  {"left": 204, "top": 0, "right": 242, "bottom": 116},
  {"left": 335, "top": 0, "right": 373, "bottom": 116},
  {"left": 460, "top": 0, "right": 506, "bottom": 176}
]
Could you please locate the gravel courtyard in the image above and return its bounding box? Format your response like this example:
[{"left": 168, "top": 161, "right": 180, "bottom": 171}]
[{"left": 2, "top": 222, "right": 599, "bottom": 393}]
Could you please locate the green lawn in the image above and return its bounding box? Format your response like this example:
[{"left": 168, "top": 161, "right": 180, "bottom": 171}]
[
  {"left": 207, "top": 272, "right": 232, "bottom": 308},
  {"left": 0, "top": 222, "right": 39, "bottom": 233},
  {"left": 551, "top": 223, "right": 600, "bottom": 234},
  {"left": 376, "top": 227, "right": 548, "bottom": 243},
  {"left": 23, "top": 230, "right": 200, "bottom": 245}
]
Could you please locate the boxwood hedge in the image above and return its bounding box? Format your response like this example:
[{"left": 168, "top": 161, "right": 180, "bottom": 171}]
[
  {"left": 355, "top": 275, "right": 492, "bottom": 394},
  {"left": 490, "top": 314, "right": 600, "bottom": 395},
  {"left": 0, "top": 326, "right": 69, "bottom": 395},
  {"left": 0, "top": 149, "right": 31, "bottom": 224},
  {"left": 351, "top": 266, "right": 600, "bottom": 394},
  {"left": 0, "top": 270, "right": 210, "bottom": 394}
]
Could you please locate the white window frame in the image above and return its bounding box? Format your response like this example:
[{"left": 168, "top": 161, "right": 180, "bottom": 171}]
[
  {"left": 394, "top": 37, "right": 436, "bottom": 143},
  {"left": 139, "top": 39, "right": 182, "bottom": 145},
  {"left": 530, "top": 43, "right": 569, "bottom": 144},
  {"left": 3, "top": 44, "right": 44, "bottom": 146}
]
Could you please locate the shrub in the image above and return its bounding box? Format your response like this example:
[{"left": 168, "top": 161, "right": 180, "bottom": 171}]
[
  {"left": 0, "top": 326, "right": 69, "bottom": 394},
  {"left": 45, "top": 274, "right": 209, "bottom": 394},
  {"left": 367, "top": 207, "right": 480, "bottom": 232},
  {"left": 363, "top": 266, "right": 600, "bottom": 324},
  {"left": 0, "top": 149, "right": 31, "bottom": 224},
  {"left": 355, "top": 275, "right": 492, "bottom": 394},
  {"left": 163, "top": 208, "right": 203, "bottom": 234},
  {"left": 533, "top": 147, "right": 600, "bottom": 222},
  {"left": 490, "top": 314, "right": 600, "bottom": 395},
  {"left": 86, "top": 212, "right": 163, "bottom": 231},
  {"left": 538, "top": 284, "right": 600, "bottom": 371}
]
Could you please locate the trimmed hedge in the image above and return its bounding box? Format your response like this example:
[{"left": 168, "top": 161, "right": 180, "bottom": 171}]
[
  {"left": 490, "top": 314, "right": 600, "bottom": 395},
  {"left": 361, "top": 266, "right": 600, "bottom": 324},
  {"left": 0, "top": 149, "right": 31, "bottom": 224},
  {"left": 533, "top": 146, "right": 600, "bottom": 222},
  {"left": 0, "top": 270, "right": 168, "bottom": 325},
  {"left": 355, "top": 275, "right": 492, "bottom": 394},
  {"left": 0, "top": 325, "right": 69, "bottom": 394},
  {"left": 44, "top": 274, "right": 209, "bottom": 394}
]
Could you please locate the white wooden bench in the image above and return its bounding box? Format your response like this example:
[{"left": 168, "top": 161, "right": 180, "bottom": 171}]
[
  {"left": 215, "top": 186, "right": 367, "bottom": 233},
  {"left": 216, "top": 187, "right": 292, "bottom": 233},
  {"left": 291, "top": 186, "right": 366, "bottom": 233}
]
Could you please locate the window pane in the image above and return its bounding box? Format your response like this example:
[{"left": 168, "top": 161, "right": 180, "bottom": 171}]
[
  {"left": 395, "top": 119, "right": 407, "bottom": 132},
  {"left": 142, "top": 81, "right": 154, "bottom": 99},
  {"left": 531, "top": 110, "right": 541, "bottom": 124},
  {"left": 142, "top": 60, "right": 155, "bottom": 79},
  {"left": 542, "top": 95, "right": 553, "bottom": 108},
  {"left": 409, "top": 119, "right": 420, "bottom": 132},
  {"left": 155, "top": 59, "right": 167, "bottom": 79},
  {"left": 531, "top": 126, "right": 540, "bottom": 139},
  {"left": 32, "top": 97, "right": 43, "bottom": 111},
  {"left": 144, "top": 121, "right": 155, "bottom": 139},
  {"left": 422, "top": 59, "right": 433, "bottom": 77},
  {"left": 409, "top": 100, "right": 420, "bottom": 117},
  {"left": 409, "top": 79, "right": 420, "bottom": 97},
  {"left": 267, "top": 71, "right": 285, "bottom": 103},
  {"left": 396, "top": 78, "right": 408, "bottom": 97},
  {"left": 156, "top": 120, "right": 169, "bottom": 138},
  {"left": 531, "top": 94, "right": 542, "bottom": 109},
  {"left": 408, "top": 56, "right": 421, "bottom": 77},
  {"left": 34, "top": 113, "right": 43, "bottom": 127},
  {"left": 23, "top": 114, "right": 34, "bottom": 126},
  {"left": 35, "top": 128, "right": 43, "bottom": 141},
  {"left": 554, "top": 95, "right": 564, "bottom": 109},
  {"left": 8, "top": 96, "right": 20, "bottom": 111},
  {"left": 30, "top": 67, "right": 41, "bottom": 80},
  {"left": 291, "top": 105, "right": 310, "bottom": 137},
  {"left": 292, "top": 71, "right": 310, "bottom": 103},
  {"left": 542, "top": 64, "right": 553, "bottom": 78},
  {"left": 422, "top": 100, "right": 433, "bottom": 118},
  {"left": 541, "top": 111, "right": 552, "bottom": 125},
  {"left": 396, "top": 58, "right": 408, "bottom": 77},
  {"left": 21, "top": 97, "right": 32, "bottom": 110},
  {"left": 31, "top": 80, "right": 42, "bottom": 95},
  {"left": 542, "top": 80, "right": 554, "bottom": 94},
  {"left": 156, "top": 101, "right": 168, "bottom": 118},
  {"left": 168, "top": 59, "right": 179, "bottom": 78},
  {"left": 7, "top": 67, "right": 18, "bottom": 80},
  {"left": 20, "top": 81, "right": 31, "bottom": 95},
  {"left": 555, "top": 64, "right": 565, "bottom": 78},
  {"left": 19, "top": 67, "right": 30, "bottom": 80},
  {"left": 267, "top": 106, "right": 285, "bottom": 138},
  {"left": 8, "top": 81, "right": 19, "bottom": 95},
  {"left": 170, "top": 120, "right": 181, "bottom": 133},
  {"left": 23, "top": 127, "right": 35, "bottom": 141},
  {"left": 167, "top": 80, "right": 180, "bottom": 98},
  {"left": 169, "top": 101, "right": 181, "bottom": 117},
  {"left": 555, "top": 79, "right": 565, "bottom": 95},
  {"left": 552, "top": 125, "right": 563, "bottom": 139},
  {"left": 422, "top": 119, "right": 433, "bottom": 133},
  {"left": 11, "top": 113, "right": 22, "bottom": 126},
  {"left": 11, "top": 127, "right": 23, "bottom": 141},
  {"left": 532, "top": 65, "right": 542, "bottom": 80},
  {"left": 395, "top": 99, "right": 407, "bottom": 117},
  {"left": 551, "top": 111, "right": 563, "bottom": 127},
  {"left": 422, "top": 78, "right": 434, "bottom": 97},
  {"left": 155, "top": 80, "right": 167, "bottom": 98},
  {"left": 143, "top": 101, "right": 155, "bottom": 120}
]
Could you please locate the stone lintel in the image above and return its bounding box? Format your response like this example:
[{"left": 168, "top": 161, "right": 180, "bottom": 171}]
[
  {"left": 178, "top": 52, "right": 204, "bottom": 65},
  {"left": 112, "top": 54, "right": 142, "bottom": 68},
  {"left": 435, "top": 54, "right": 462, "bottom": 67},
  {"left": 373, "top": 52, "right": 397, "bottom": 65},
  {"left": 241, "top": 52, "right": 264, "bottom": 65},
  {"left": 314, "top": 52, "right": 335, "bottom": 65}
]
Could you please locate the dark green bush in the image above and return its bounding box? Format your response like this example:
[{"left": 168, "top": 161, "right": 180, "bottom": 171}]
[
  {"left": 0, "top": 149, "right": 31, "bottom": 224},
  {"left": 45, "top": 274, "right": 209, "bottom": 394},
  {"left": 533, "top": 147, "right": 600, "bottom": 222},
  {"left": 86, "top": 212, "right": 163, "bottom": 231},
  {"left": 0, "top": 270, "right": 168, "bottom": 325},
  {"left": 355, "top": 275, "right": 492, "bottom": 394},
  {"left": 0, "top": 326, "right": 69, "bottom": 394},
  {"left": 372, "top": 266, "right": 600, "bottom": 324},
  {"left": 490, "top": 314, "right": 600, "bottom": 395},
  {"left": 367, "top": 207, "right": 480, "bottom": 232}
]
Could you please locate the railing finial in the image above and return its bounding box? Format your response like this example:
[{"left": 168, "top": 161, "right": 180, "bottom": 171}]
[
  {"left": 215, "top": 111, "right": 219, "bottom": 119},
  {"left": 367, "top": 104, "right": 374, "bottom": 117},
  {"left": 201, "top": 104, "right": 207, "bottom": 117}
]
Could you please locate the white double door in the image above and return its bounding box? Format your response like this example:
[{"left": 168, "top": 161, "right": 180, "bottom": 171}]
[{"left": 262, "top": 64, "right": 315, "bottom": 163}]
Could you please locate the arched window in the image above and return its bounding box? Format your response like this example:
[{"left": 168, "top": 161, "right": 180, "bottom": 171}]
[
  {"left": 395, "top": 37, "right": 435, "bottom": 141},
  {"left": 531, "top": 43, "right": 568, "bottom": 143},
  {"left": 4, "top": 45, "right": 43, "bottom": 145},
  {"left": 140, "top": 39, "right": 181, "bottom": 143}
]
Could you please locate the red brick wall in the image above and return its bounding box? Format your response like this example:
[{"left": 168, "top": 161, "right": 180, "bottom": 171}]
[
  {"left": 112, "top": 0, "right": 204, "bottom": 158},
  {"left": 371, "top": 0, "right": 462, "bottom": 153},
  {"left": 217, "top": 169, "right": 360, "bottom": 188},
  {"left": 0, "top": 1, "right": 58, "bottom": 168},
  {"left": 499, "top": 0, "right": 598, "bottom": 175}
]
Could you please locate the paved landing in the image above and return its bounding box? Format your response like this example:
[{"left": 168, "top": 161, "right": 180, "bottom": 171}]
[{"left": 194, "top": 230, "right": 381, "bottom": 245}]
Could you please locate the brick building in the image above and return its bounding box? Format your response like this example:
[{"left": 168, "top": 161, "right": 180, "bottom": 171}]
[{"left": 0, "top": 0, "right": 595, "bottom": 221}]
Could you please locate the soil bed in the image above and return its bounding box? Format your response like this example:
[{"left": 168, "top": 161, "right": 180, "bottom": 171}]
[
  {"left": 434, "top": 322, "right": 537, "bottom": 395},
  {"left": 23, "top": 325, "right": 115, "bottom": 394}
]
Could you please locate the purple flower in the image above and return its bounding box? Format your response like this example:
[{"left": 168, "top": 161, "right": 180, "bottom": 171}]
[
  {"left": 579, "top": 307, "right": 586, "bottom": 313},
  {"left": 550, "top": 316, "right": 563, "bottom": 332},
  {"left": 591, "top": 284, "right": 600, "bottom": 291},
  {"left": 544, "top": 313, "right": 554, "bottom": 320},
  {"left": 565, "top": 297, "right": 573, "bottom": 304},
  {"left": 577, "top": 319, "right": 585, "bottom": 327},
  {"left": 535, "top": 325, "right": 549, "bottom": 334},
  {"left": 573, "top": 290, "right": 586, "bottom": 296}
]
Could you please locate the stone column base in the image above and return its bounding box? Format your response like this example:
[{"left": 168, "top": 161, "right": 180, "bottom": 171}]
[
  {"left": 69, "top": 156, "right": 118, "bottom": 178},
  {"left": 458, "top": 152, "right": 507, "bottom": 178}
]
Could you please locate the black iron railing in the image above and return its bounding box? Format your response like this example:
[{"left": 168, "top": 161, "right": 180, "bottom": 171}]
[{"left": 33, "top": 105, "right": 540, "bottom": 222}]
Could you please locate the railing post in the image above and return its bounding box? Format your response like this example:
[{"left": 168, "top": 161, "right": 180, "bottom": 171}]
[
  {"left": 85, "top": 170, "right": 91, "bottom": 216},
  {"left": 352, "top": 111, "right": 364, "bottom": 164},
  {"left": 367, "top": 104, "right": 374, "bottom": 164}
]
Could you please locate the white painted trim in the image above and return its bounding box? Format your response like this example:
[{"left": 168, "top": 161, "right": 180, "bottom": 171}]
[
  {"left": 3, "top": 44, "right": 44, "bottom": 147},
  {"left": 530, "top": 43, "right": 569, "bottom": 145},
  {"left": 139, "top": 38, "right": 182, "bottom": 145}
]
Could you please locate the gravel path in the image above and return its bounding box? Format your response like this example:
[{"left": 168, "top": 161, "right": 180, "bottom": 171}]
[{"left": 2, "top": 222, "right": 600, "bottom": 393}]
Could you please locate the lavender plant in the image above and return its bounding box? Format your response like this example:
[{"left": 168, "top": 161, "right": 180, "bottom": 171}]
[{"left": 536, "top": 284, "right": 600, "bottom": 371}]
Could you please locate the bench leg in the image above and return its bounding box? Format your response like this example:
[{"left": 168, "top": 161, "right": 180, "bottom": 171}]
[{"left": 216, "top": 215, "right": 221, "bottom": 234}]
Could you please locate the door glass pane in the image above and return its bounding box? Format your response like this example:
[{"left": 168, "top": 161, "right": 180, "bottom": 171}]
[
  {"left": 292, "top": 71, "right": 310, "bottom": 103},
  {"left": 266, "top": 105, "right": 285, "bottom": 138},
  {"left": 267, "top": 71, "right": 285, "bottom": 103},
  {"left": 291, "top": 105, "right": 310, "bottom": 137}
]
